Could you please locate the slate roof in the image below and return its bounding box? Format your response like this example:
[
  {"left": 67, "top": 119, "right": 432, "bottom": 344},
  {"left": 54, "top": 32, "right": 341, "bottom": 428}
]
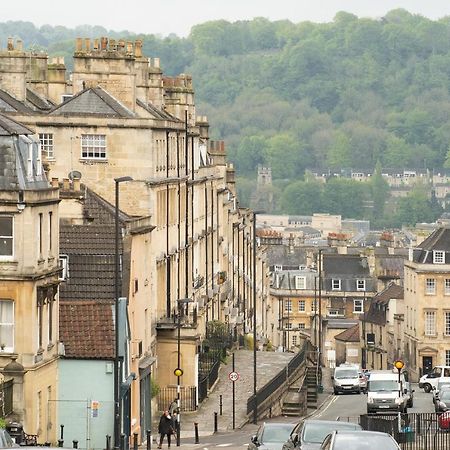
[
  {"left": 0, "top": 113, "right": 34, "bottom": 135},
  {"left": 374, "top": 283, "right": 404, "bottom": 305},
  {"left": 136, "top": 99, "right": 180, "bottom": 121},
  {"left": 335, "top": 324, "right": 360, "bottom": 342},
  {"left": 0, "top": 89, "right": 34, "bottom": 114},
  {"left": 49, "top": 87, "right": 136, "bottom": 118},
  {"left": 323, "top": 254, "right": 370, "bottom": 276},
  {"left": 59, "top": 301, "right": 114, "bottom": 359},
  {"left": 266, "top": 245, "right": 307, "bottom": 266},
  {"left": 361, "top": 283, "right": 403, "bottom": 326},
  {"left": 327, "top": 318, "right": 359, "bottom": 329},
  {"left": 26, "top": 88, "right": 54, "bottom": 111}
]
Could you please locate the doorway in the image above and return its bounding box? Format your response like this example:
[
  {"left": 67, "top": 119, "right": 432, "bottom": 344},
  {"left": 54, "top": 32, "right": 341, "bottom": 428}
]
[{"left": 422, "top": 356, "right": 433, "bottom": 375}]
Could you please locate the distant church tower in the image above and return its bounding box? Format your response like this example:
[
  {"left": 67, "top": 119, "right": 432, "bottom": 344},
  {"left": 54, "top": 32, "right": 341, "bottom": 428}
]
[{"left": 251, "top": 165, "right": 274, "bottom": 212}]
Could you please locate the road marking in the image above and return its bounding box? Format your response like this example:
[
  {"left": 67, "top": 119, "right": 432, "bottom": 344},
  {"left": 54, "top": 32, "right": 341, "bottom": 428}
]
[
  {"left": 311, "top": 395, "right": 338, "bottom": 419},
  {"left": 217, "top": 444, "right": 233, "bottom": 447}
]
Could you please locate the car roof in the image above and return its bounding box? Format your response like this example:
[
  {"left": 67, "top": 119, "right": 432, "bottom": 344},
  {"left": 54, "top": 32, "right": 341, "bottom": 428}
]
[
  {"left": 304, "top": 420, "right": 361, "bottom": 427},
  {"left": 263, "top": 422, "right": 296, "bottom": 427}
]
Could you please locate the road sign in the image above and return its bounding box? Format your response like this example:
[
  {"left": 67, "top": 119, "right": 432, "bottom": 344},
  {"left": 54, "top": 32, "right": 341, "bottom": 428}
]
[
  {"left": 174, "top": 368, "right": 183, "bottom": 377},
  {"left": 228, "top": 371, "right": 239, "bottom": 382}
]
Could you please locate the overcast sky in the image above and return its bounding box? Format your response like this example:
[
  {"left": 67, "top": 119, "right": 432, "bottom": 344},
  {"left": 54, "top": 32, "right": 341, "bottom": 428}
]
[{"left": 5, "top": 0, "right": 450, "bottom": 36}]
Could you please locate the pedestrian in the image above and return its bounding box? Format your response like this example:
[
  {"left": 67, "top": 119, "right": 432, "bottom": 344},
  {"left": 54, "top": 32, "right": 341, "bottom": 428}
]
[
  {"left": 158, "top": 410, "right": 174, "bottom": 448},
  {"left": 169, "top": 398, "right": 178, "bottom": 415}
]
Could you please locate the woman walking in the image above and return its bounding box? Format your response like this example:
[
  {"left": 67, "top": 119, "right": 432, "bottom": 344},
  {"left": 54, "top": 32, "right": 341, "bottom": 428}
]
[{"left": 158, "top": 410, "right": 174, "bottom": 448}]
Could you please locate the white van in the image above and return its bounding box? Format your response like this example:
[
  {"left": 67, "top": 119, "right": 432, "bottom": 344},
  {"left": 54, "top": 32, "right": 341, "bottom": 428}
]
[
  {"left": 419, "top": 366, "right": 450, "bottom": 393},
  {"left": 366, "top": 371, "right": 408, "bottom": 414},
  {"left": 332, "top": 364, "right": 360, "bottom": 394}
]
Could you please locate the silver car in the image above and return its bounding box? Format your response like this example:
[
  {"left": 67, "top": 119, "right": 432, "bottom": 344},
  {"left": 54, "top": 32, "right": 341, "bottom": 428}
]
[
  {"left": 320, "top": 430, "right": 400, "bottom": 449},
  {"left": 250, "top": 422, "right": 296, "bottom": 450}
]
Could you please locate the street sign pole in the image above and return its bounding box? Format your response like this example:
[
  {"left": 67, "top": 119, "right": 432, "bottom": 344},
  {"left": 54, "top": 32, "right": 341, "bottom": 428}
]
[{"left": 232, "top": 353, "right": 235, "bottom": 430}]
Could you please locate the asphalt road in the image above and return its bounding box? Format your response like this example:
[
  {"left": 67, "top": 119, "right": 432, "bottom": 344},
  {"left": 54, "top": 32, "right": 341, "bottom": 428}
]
[{"left": 177, "top": 384, "right": 436, "bottom": 450}]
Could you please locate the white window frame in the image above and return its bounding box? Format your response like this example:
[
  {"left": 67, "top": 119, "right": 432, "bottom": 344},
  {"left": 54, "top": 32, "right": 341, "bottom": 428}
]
[
  {"left": 292, "top": 335, "right": 298, "bottom": 346},
  {"left": 356, "top": 279, "right": 366, "bottom": 291},
  {"left": 425, "top": 311, "right": 436, "bottom": 336},
  {"left": 39, "top": 133, "right": 54, "bottom": 159},
  {"left": 295, "top": 276, "right": 306, "bottom": 290},
  {"left": 298, "top": 323, "right": 306, "bottom": 330},
  {"left": 298, "top": 300, "right": 305, "bottom": 312},
  {"left": 0, "top": 300, "right": 14, "bottom": 353},
  {"left": 285, "top": 322, "right": 293, "bottom": 330},
  {"left": 433, "top": 251, "right": 445, "bottom": 264},
  {"left": 59, "top": 255, "right": 69, "bottom": 281},
  {"left": 274, "top": 265, "right": 282, "bottom": 272},
  {"left": 0, "top": 216, "right": 14, "bottom": 259},
  {"left": 426, "top": 278, "right": 436, "bottom": 295},
  {"left": 445, "top": 312, "right": 450, "bottom": 336},
  {"left": 81, "top": 134, "right": 107, "bottom": 160},
  {"left": 353, "top": 299, "right": 364, "bottom": 313},
  {"left": 446, "top": 279, "right": 450, "bottom": 296},
  {"left": 332, "top": 279, "right": 341, "bottom": 291},
  {"left": 284, "top": 300, "right": 292, "bottom": 313}
]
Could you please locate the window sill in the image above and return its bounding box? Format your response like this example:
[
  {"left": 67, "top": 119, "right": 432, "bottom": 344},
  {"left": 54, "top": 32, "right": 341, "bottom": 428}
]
[{"left": 79, "top": 158, "right": 108, "bottom": 164}]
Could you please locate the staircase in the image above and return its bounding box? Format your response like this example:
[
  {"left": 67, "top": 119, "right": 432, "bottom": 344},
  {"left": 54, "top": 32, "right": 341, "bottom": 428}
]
[
  {"left": 305, "top": 365, "right": 321, "bottom": 409},
  {"left": 281, "top": 384, "right": 304, "bottom": 416}
]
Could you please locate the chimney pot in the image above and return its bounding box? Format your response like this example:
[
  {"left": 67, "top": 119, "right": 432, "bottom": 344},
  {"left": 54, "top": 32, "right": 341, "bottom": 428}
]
[
  {"left": 16, "top": 39, "right": 23, "bottom": 52},
  {"left": 135, "top": 39, "right": 143, "bottom": 57},
  {"left": 93, "top": 39, "right": 99, "bottom": 50},
  {"left": 73, "top": 178, "right": 81, "bottom": 191},
  {"left": 51, "top": 178, "right": 59, "bottom": 188},
  {"left": 7, "top": 37, "right": 14, "bottom": 51},
  {"left": 85, "top": 38, "right": 91, "bottom": 52},
  {"left": 126, "top": 41, "right": 133, "bottom": 54},
  {"left": 63, "top": 178, "right": 70, "bottom": 191},
  {"left": 154, "top": 57, "right": 160, "bottom": 68},
  {"left": 76, "top": 37, "right": 83, "bottom": 52},
  {"left": 109, "top": 39, "right": 116, "bottom": 51}
]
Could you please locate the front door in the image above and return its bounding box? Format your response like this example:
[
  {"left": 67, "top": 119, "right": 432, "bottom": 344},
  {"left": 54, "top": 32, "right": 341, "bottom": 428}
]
[{"left": 423, "top": 356, "right": 433, "bottom": 374}]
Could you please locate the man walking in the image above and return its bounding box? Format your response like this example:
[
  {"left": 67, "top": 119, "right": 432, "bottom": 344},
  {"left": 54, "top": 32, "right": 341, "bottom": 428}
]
[{"left": 158, "top": 410, "right": 174, "bottom": 448}]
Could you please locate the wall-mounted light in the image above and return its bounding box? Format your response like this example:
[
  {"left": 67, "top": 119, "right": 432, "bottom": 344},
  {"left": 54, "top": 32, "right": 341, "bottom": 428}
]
[{"left": 17, "top": 203, "right": 26, "bottom": 213}]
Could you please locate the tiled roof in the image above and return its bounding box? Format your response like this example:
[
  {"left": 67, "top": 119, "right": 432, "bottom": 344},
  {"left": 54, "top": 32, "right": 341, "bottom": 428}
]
[
  {"left": 136, "top": 99, "right": 179, "bottom": 121},
  {"left": 49, "top": 87, "right": 135, "bottom": 118},
  {"left": 266, "top": 245, "right": 307, "bottom": 266},
  {"left": 59, "top": 301, "right": 114, "bottom": 359},
  {"left": 335, "top": 324, "right": 360, "bottom": 342},
  {"left": 0, "top": 90, "right": 34, "bottom": 114},
  {"left": 373, "top": 283, "right": 404, "bottom": 305},
  {"left": 26, "top": 88, "right": 54, "bottom": 111},
  {"left": 414, "top": 227, "right": 450, "bottom": 263}
]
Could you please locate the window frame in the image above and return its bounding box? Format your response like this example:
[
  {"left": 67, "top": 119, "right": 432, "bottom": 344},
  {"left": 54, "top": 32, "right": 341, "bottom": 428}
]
[
  {"left": 284, "top": 300, "right": 292, "bottom": 313},
  {"left": 445, "top": 279, "right": 450, "bottom": 296},
  {"left": 59, "top": 255, "right": 69, "bottom": 281},
  {"left": 356, "top": 279, "right": 366, "bottom": 291},
  {"left": 426, "top": 278, "right": 436, "bottom": 295},
  {"left": 38, "top": 133, "right": 54, "bottom": 159},
  {"left": 80, "top": 134, "right": 107, "bottom": 160},
  {"left": 353, "top": 299, "right": 364, "bottom": 313},
  {"left": 295, "top": 276, "right": 306, "bottom": 290},
  {"left": 0, "top": 215, "right": 14, "bottom": 259},
  {"left": 298, "top": 300, "right": 306, "bottom": 312},
  {"left": 433, "top": 250, "right": 445, "bottom": 264},
  {"left": 331, "top": 279, "right": 341, "bottom": 291},
  {"left": 445, "top": 312, "right": 450, "bottom": 337},
  {"left": 425, "top": 310, "right": 436, "bottom": 336},
  {"left": 0, "top": 300, "right": 14, "bottom": 353},
  {"left": 446, "top": 350, "right": 450, "bottom": 367}
]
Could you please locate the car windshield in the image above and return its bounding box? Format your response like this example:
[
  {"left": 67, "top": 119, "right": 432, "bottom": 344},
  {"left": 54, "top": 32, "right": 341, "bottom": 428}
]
[
  {"left": 261, "top": 424, "right": 294, "bottom": 443},
  {"left": 369, "top": 380, "right": 399, "bottom": 391},
  {"left": 303, "top": 422, "right": 360, "bottom": 443},
  {"left": 335, "top": 370, "right": 358, "bottom": 379},
  {"left": 440, "top": 392, "right": 450, "bottom": 402},
  {"left": 333, "top": 434, "right": 398, "bottom": 449}
]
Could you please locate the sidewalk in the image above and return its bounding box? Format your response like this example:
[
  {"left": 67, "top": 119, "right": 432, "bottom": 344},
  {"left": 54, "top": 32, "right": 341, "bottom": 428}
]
[{"left": 180, "top": 349, "right": 296, "bottom": 437}]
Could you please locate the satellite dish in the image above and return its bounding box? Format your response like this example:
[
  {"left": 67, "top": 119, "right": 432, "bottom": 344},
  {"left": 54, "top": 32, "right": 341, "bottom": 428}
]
[{"left": 68, "top": 170, "right": 82, "bottom": 180}]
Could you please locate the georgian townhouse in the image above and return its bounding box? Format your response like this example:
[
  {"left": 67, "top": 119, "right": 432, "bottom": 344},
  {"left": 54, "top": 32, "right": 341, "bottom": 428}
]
[{"left": 404, "top": 226, "right": 450, "bottom": 380}]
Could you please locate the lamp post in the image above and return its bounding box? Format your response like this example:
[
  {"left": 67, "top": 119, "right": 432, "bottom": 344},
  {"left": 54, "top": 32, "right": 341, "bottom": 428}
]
[
  {"left": 252, "top": 211, "right": 257, "bottom": 424},
  {"left": 114, "top": 176, "right": 133, "bottom": 450},
  {"left": 175, "top": 298, "right": 193, "bottom": 446}
]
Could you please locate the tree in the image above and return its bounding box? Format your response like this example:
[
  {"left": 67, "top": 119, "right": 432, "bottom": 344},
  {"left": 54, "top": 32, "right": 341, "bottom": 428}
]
[
  {"left": 280, "top": 180, "right": 323, "bottom": 215},
  {"left": 370, "top": 161, "right": 390, "bottom": 225}
]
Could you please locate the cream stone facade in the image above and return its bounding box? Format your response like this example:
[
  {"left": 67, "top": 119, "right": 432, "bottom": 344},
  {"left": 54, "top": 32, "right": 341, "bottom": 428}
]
[
  {"left": 0, "top": 122, "right": 60, "bottom": 441},
  {"left": 0, "top": 37, "right": 270, "bottom": 442}
]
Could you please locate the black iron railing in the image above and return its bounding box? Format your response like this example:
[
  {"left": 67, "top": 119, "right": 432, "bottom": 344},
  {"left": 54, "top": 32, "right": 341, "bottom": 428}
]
[
  {"left": 157, "top": 386, "right": 197, "bottom": 412},
  {"left": 1, "top": 379, "right": 13, "bottom": 417}
]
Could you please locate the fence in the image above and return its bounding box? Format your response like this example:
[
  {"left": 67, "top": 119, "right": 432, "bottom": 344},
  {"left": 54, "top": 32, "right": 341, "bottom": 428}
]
[
  {"left": 342, "top": 413, "right": 450, "bottom": 449},
  {"left": 247, "top": 344, "right": 307, "bottom": 416},
  {"left": 157, "top": 386, "right": 197, "bottom": 412},
  {"left": 1, "top": 379, "right": 13, "bottom": 417}
]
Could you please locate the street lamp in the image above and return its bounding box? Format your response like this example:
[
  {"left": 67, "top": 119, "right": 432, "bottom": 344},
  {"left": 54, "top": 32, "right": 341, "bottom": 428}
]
[
  {"left": 252, "top": 211, "right": 257, "bottom": 424},
  {"left": 175, "top": 298, "right": 193, "bottom": 446},
  {"left": 114, "top": 176, "right": 133, "bottom": 450}
]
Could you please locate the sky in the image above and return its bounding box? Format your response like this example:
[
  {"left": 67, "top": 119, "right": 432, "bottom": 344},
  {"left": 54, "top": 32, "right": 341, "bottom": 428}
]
[{"left": 5, "top": 0, "right": 450, "bottom": 36}]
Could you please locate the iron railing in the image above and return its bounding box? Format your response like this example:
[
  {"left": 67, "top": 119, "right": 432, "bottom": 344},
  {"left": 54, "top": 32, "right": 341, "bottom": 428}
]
[
  {"left": 0, "top": 379, "right": 13, "bottom": 417},
  {"left": 342, "top": 412, "right": 450, "bottom": 449},
  {"left": 157, "top": 386, "right": 197, "bottom": 412},
  {"left": 247, "top": 344, "right": 306, "bottom": 415}
]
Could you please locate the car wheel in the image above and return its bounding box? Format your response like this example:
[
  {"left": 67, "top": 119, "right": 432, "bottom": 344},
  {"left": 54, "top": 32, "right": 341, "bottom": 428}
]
[
  {"left": 334, "top": 388, "right": 338, "bottom": 395},
  {"left": 424, "top": 384, "right": 432, "bottom": 393}
]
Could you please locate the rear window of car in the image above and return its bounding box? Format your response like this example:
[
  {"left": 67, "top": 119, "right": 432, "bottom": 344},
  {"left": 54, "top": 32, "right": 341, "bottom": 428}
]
[
  {"left": 303, "top": 422, "right": 361, "bottom": 443},
  {"left": 334, "top": 433, "right": 398, "bottom": 449}
]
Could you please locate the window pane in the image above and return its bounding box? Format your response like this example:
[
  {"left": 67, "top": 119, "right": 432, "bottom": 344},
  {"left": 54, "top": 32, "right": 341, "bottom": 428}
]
[{"left": 0, "top": 217, "right": 12, "bottom": 236}]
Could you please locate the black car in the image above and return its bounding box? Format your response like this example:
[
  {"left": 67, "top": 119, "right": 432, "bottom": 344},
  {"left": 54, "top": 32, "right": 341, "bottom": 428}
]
[
  {"left": 250, "top": 422, "right": 296, "bottom": 450},
  {"left": 282, "top": 420, "right": 362, "bottom": 450}
]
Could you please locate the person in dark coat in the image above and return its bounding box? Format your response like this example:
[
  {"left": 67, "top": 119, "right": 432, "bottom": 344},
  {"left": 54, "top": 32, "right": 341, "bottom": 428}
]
[{"left": 158, "top": 411, "right": 174, "bottom": 448}]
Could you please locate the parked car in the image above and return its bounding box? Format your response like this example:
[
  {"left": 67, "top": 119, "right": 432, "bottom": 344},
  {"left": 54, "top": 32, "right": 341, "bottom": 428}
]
[
  {"left": 282, "top": 419, "right": 362, "bottom": 450},
  {"left": 419, "top": 366, "right": 450, "bottom": 393},
  {"left": 366, "top": 371, "right": 408, "bottom": 414},
  {"left": 250, "top": 422, "right": 296, "bottom": 450},
  {"left": 435, "top": 389, "right": 450, "bottom": 413},
  {"left": 433, "top": 381, "right": 450, "bottom": 405},
  {"left": 332, "top": 365, "right": 361, "bottom": 395},
  {"left": 0, "top": 430, "right": 18, "bottom": 448},
  {"left": 320, "top": 430, "right": 401, "bottom": 449}
]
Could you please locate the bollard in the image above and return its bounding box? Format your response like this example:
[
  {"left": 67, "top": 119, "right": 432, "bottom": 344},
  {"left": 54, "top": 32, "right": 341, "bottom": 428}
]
[
  {"left": 219, "top": 395, "right": 223, "bottom": 416},
  {"left": 133, "top": 433, "right": 138, "bottom": 450},
  {"left": 214, "top": 412, "right": 218, "bottom": 433},
  {"left": 120, "top": 433, "right": 126, "bottom": 450},
  {"left": 146, "top": 430, "right": 151, "bottom": 450},
  {"left": 73, "top": 440, "right": 78, "bottom": 449},
  {"left": 106, "top": 435, "right": 112, "bottom": 450},
  {"left": 194, "top": 423, "right": 199, "bottom": 444},
  {"left": 58, "top": 439, "right": 64, "bottom": 448},
  {"left": 60, "top": 425, "right": 64, "bottom": 440}
]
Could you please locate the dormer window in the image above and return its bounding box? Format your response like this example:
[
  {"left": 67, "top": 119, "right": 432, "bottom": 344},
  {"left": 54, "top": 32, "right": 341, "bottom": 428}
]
[
  {"left": 357, "top": 279, "right": 366, "bottom": 291},
  {"left": 433, "top": 251, "right": 445, "bottom": 264},
  {"left": 332, "top": 279, "right": 341, "bottom": 290}
]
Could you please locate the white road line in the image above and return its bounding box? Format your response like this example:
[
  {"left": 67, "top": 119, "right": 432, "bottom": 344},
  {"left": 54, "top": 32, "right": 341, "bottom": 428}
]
[
  {"left": 311, "top": 395, "right": 338, "bottom": 419},
  {"left": 216, "top": 444, "right": 233, "bottom": 447}
]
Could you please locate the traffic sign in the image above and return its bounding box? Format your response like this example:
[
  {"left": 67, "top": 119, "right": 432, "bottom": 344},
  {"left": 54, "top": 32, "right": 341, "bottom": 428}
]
[
  {"left": 174, "top": 368, "right": 183, "bottom": 377},
  {"left": 229, "top": 371, "right": 239, "bottom": 382}
]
